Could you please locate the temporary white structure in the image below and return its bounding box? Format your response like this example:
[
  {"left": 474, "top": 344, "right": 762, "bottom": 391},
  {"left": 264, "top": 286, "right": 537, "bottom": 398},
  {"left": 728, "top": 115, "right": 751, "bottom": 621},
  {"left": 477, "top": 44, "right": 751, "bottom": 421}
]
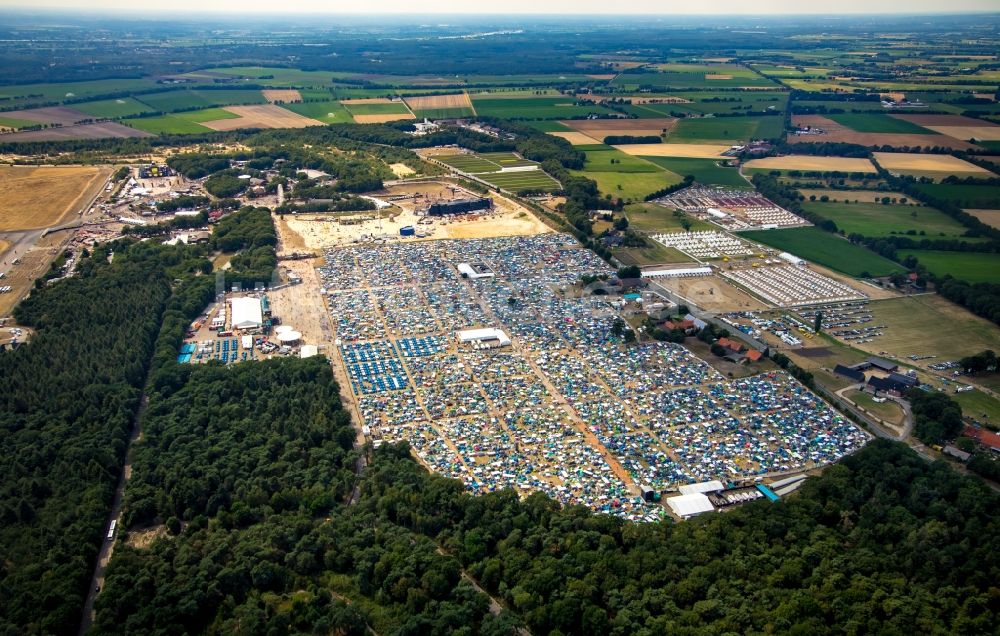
[
  {"left": 274, "top": 325, "right": 294, "bottom": 334},
  {"left": 277, "top": 330, "right": 302, "bottom": 344},
  {"left": 457, "top": 327, "right": 511, "bottom": 347},
  {"left": 678, "top": 480, "right": 725, "bottom": 495},
  {"left": 666, "top": 493, "right": 715, "bottom": 519},
  {"left": 299, "top": 344, "right": 319, "bottom": 358},
  {"left": 230, "top": 297, "right": 263, "bottom": 330}
]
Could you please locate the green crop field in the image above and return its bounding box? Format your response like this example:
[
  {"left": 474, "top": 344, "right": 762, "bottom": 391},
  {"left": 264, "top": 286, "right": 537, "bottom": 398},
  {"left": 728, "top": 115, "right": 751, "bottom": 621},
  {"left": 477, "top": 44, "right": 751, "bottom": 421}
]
[
  {"left": 573, "top": 170, "right": 681, "bottom": 201},
  {"left": 613, "top": 65, "right": 777, "bottom": 89},
  {"left": 742, "top": 227, "right": 903, "bottom": 277},
  {"left": 479, "top": 152, "right": 537, "bottom": 168},
  {"left": 667, "top": 117, "right": 773, "bottom": 143},
  {"left": 896, "top": 250, "right": 1000, "bottom": 283},
  {"left": 581, "top": 147, "right": 663, "bottom": 173},
  {"left": 342, "top": 102, "right": 412, "bottom": 116},
  {"left": 0, "top": 78, "right": 163, "bottom": 108},
  {"left": 526, "top": 120, "right": 573, "bottom": 132},
  {"left": 410, "top": 107, "right": 476, "bottom": 119},
  {"left": 476, "top": 170, "right": 561, "bottom": 192},
  {"left": 120, "top": 116, "right": 213, "bottom": 135},
  {"left": 137, "top": 89, "right": 265, "bottom": 112},
  {"left": 470, "top": 96, "right": 612, "bottom": 119},
  {"left": 789, "top": 99, "right": 889, "bottom": 112},
  {"left": 613, "top": 242, "right": 695, "bottom": 266},
  {"left": 802, "top": 201, "right": 969, "bottom": 237},
  {"left": 624, "top": 202, "right": 717, "bottom": 233},
  {"left": 827, "top": 114, "right": 937, "bottom": 134},
  {"left": 639, "top": 157, "right": 752, "bottom": 188},
  {"left": 71, "top": 97, "right": 155, "bottom": 119},
  {"left": 280, "top": 100, "right": 353, "bottom": 123},
  {"left": 185, "top": 66, "right": 339, "bottom": 86},
  {"left": 172, "top": 108, "right": 240, "bottom": 123},
  {"left": 0, "top": 115, "right": 38, "bottom": 129},
  {"left": 913, "top": 183, "right": 1000, "bottom": 208}
]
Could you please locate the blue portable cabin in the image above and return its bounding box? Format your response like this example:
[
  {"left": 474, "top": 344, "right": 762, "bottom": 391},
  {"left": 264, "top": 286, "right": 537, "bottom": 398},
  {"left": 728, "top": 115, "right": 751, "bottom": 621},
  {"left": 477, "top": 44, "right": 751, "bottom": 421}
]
[{"left": 756, "top": 484, "right": 780, "bottom": 502}]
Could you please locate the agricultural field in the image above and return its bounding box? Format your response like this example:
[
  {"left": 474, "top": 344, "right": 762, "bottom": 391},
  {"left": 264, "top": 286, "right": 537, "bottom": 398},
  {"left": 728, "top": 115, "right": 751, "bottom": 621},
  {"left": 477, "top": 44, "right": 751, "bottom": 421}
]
[
  {"left": 430, "top": 151, "right": 561, "bottom": 192},
  {"left": 0, "top": 115, "right": 37, "bottom": 130},
  {"left": 71, "top": 97, "right": 155, "bottom": 119},
  {"left": 279, "top": 100, "right": 353, "bottom": 124},
  {"left": 470, "top": 96, "right": 612, "bottom": 119},
  {"left": 200, "top": 105, "right": 324, "bottom": 131},
  {"left": 261, "top": 89, "right": 302, "bottom": 103},
  {"left": 742, "top": 227, "right": 903, "bottom": 277},
  {"left": 743, "top": 155, "right": 877, "bottom": 173},
  {"left": 874, "top": 153, "right": 996, "bottom": 180},
  {"left": 826, "top": 113, "right": 937, "bottom": 134},
  {"left": 890, "top": 114, "right": 1000, "bottom": 142},
  {"left": 911, "top": 183, "right": 1000, "bottom": 208},
  {"left": 0, "top": 78, "right": 162, "bottom": 108},
  {"left": 403, "top": 93, "right": 476, "bottom": 119},
  {"left": 866, "top": 294, "right": 1000, "bottom": 362},
  {"left": 122, "top": 115, "right": 212, "bottom": 135},
  {"left": 666, "top": 117, "right": 778, "bottom": 143},
  {"left": 802, "top": 200, "right": 969, "bottom": 238},
  {"left": 580, "top": 146, "right": 667, "bottom": 173},
  {"left": 561, "top": 118, "right": 676, "bottom": 142},
  {"left": 966, "top": 209, "right": 1000, "bottom": 229},
  {"left": 613, "top": 64, "right": 777, "bottom": 89},
  {"left": 573, "top": 169, "right": 680, "bottom": 202},
  {"left": 340, "top": 99, "right": 414, "bottom": 123},
  {"left": 612, "top": 143, "right": 730, "bottom": 158},
  {"left": 790, "top": 115, "right": 976, "bottom": 150},
  {"left": 0, "top": 122, "right": 153, "bottom": 141},
  {"left": 476, "top": 170, "right": 562, "bottom": 192},
  {"left": 639, "top": 157, "right": 751, "bottom": 188},
  {"left": 433, "top": 153, "right": 509, "bottom": 173},
  {"left": 896, "top": 250, "right": 1000, "bottom": 284},
  {"left": 0, "top": 166, "right": 111, "bottom": 231},
  {"left": 624, "top": 202, "right": 717, "bottom": 233}
]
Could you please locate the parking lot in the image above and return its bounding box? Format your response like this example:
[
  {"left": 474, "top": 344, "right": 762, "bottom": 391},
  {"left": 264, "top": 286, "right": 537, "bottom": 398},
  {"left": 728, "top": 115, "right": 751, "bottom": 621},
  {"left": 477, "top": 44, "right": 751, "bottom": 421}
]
[{"left": 318, "top": 234, "right": 868, "bottom": 520}]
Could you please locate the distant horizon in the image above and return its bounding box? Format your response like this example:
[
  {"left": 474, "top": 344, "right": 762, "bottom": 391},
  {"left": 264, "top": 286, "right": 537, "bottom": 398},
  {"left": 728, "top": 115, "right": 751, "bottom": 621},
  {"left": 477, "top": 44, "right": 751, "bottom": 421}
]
[{"left": 1, "top": 0, "right": 998, "bottom": 17}]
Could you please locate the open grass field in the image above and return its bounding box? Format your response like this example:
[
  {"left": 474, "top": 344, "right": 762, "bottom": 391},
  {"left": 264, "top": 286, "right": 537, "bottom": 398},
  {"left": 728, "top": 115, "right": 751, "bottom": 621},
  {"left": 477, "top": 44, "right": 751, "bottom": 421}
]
[
  {"left": 802, "top": 200, "right": 969, "bottom": 237},
  {"left": 562, "top": 117, "right": 676, "bottom": 141},
  {"left": 613, "top": 65, "right": 777, "bottom": 89},
  {"left": 874, "top": 153, "right": 995, "bottom": 180},
  {"left": 0, "top": 115, "right": 37, "bottom": 130},
  {"left": 742, "top": 227, "right": 903, "bottom": 277},
  {"left": 479, "top": 152, "right": 537, "bottom": 168},
  {"left": 136, "top": 89, "right": 266, "bottom": 112},
  {"left": 0, "top": 78, "right": 162, "bottom": 108},
  {"left": 827, "top": 113, "right": 937, "bottom": 134},
  {"left": 0, "top": 106, "right": 89, "bottom": 126},
  {"left": 912, "top": 183, "right": 1000, "bottom": 207},
  {"left": 613, "top": 242, "right": 695, "bottom": 266},
  {"left": 0, "top": 122, "right": 153, "bottom": 141},
  {"left": 866, "top": 294, "right": 1000, "bottom": 362},
  {"left": 623, "top": 92, "right": 789, "bottom": 118},
  {"left": 624, "top": 202, "right": 717, "bottom": 233},
  {"left": 0, "top": 166, "right": 111, "bottom": 231},
  {"left": 896, "top": 250, "right": 1000, "bottom": 284},
  {"left": 72, "top": 97, "right": 155, "bottom": 119},
  {"left": 952, "top": 389, "right": 1000, "bottom": 430},
  {"left": 580, "top": 147, "right": 664, "bottom": 173},
  {"left": 470, "top": 96, "right": 612, "bottom": 119},
  {"left": 573, "top": 170, "right": 681, "bottom": 201},
  {"left": 743, "top": 155, "right": 877, "bottom": 173},
  {"left": 612, "top": 143, "right": 730, "bottom": 158},
  {"left": 433, "top": 153, "right": 506, "bottom": 173},
  {"left": 201, "top": 104, "right": 325, "bottom": 130},
  {"left": 667, "top": 117, "right": 773, "bottom": 143},
  {"left": 527, "top": 120, "right": 573, "bottom": 132},
  {"left": 639, "top": 157, "right": 752, "bottom": 188},
  {"left": 844, "top": 389, "right": 906, "bottom": 426},
  {"left": 280, "top": 101, "right": 354, "bottom": 124},
  {"left": 475, "top": 169, "right": 561, "bottom": 192},
  {"left": 790, "top": 115, "right": 977, "bottom": 150},
  {"left": 341, "top": 100, "right": 412, "bottom": 115}
]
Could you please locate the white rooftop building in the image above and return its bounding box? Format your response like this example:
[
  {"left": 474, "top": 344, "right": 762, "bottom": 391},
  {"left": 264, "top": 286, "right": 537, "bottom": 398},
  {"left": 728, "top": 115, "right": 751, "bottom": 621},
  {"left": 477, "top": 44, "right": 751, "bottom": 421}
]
[
  {"left": 457, "top": 327, "right": 511, "bottom": 347},
  {"left": 666, "top": 493, "right": 715, "bottom": 520},
  {"left": 457, "top": 263, "right": 495, "bottom": 279},
  {"left": 678, "top": 480, "right": 725, "bottom": 495},
  {"left": 230, "top": 297, "right": 263, "bottom": 330}
]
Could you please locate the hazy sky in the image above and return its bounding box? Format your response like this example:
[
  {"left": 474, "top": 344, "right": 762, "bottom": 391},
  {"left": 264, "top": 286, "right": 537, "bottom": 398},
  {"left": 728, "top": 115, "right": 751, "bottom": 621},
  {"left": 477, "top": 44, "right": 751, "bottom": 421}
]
[{"left": 1, "top": 0, "right": 998, "bottom": 14}]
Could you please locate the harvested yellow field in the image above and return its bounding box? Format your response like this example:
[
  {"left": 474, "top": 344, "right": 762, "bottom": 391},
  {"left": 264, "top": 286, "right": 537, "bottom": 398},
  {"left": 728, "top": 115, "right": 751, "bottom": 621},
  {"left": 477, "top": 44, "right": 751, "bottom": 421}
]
[
  {"left": 262, "top": 89, "right": 302, "bottom": 103},
  {"left": 743, "top": 155, "right": 878, "bottom": 173},
  {"left": 564, "top": 118, "right": 676, "bottom": 141},
  {"left": 612, "top": 143, "right": 730, "bottom": 158},
  {"left": 549, "top": 131, "right": 600, "bottom": 145},
  {"left": 403, "top": 93, "right": 474, "bottom": 111},
  {"left": 924, "top": 126, "right": 1000, "bottom": 142},
  {"left": 351, "top": 113, "right": 416, "bottom": 124},
  {"left": 389, "top": 163, "right": 416, "bottom": 177},
  {"left": 202, "top": 105, "right": 324, "bottom": 130},
  {"left": 873, "top": 152, "right": 993, "bottom": 176},
  {"left": 0, "top": 165, "right": 111, "bottom": 231},
  {"left": 706, "top": 74, "right": 734, "bottom": 80},
  {"left": 967, "top": 209, "right": 1000, "bottom": 229},
  {"left": 586, "top": 74, "right": 617, "bottom": 80},
  {"left": 797, "top": 189, "right": 913, "bottom": 203}
]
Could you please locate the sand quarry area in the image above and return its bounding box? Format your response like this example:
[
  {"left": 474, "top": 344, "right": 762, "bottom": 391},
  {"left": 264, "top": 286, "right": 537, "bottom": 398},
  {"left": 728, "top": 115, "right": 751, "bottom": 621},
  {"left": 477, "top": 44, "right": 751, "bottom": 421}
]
[
  {"left": 281, "top": 181, "right": 551, "bottom": 249},
  {"left": 0, "top": 165, "right": 111, "bottom": 231}
]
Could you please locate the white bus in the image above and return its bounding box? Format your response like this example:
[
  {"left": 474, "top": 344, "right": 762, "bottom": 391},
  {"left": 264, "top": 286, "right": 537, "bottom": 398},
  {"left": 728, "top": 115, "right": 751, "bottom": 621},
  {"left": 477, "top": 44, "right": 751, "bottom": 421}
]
[{"left": 107, "top": 519, "right": 117, "bottom": 541}]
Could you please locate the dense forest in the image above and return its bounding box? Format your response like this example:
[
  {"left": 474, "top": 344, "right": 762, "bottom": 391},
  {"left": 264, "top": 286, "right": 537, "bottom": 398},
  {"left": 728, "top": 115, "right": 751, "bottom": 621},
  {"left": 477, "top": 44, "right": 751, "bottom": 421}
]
[
  {"left": 0, "top": 243, "right": 192, "bottom": 635},
  {"left": 212, "top": 207, "right": 278, "bottom": 288}
]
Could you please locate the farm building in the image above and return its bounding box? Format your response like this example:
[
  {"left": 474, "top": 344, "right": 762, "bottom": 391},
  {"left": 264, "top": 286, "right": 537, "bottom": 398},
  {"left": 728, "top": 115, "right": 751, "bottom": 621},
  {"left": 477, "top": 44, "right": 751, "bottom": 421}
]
[
  {"left": 834, "top": 364, "right": 866, "bottom": 382},
  {"left": 866, "top": 357, "right": 898, "bottom": 372},
  {"left": 426, "top": 197, "right": 493, "bottom": 216},
  {"left": 230, "top": 297, "right": 264, "bottom": 330}
]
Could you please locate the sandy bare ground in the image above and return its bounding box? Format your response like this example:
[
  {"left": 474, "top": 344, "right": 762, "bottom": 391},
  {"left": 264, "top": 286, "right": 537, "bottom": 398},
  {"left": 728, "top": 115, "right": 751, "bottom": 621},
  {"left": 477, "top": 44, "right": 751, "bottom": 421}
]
[
  {"left": 873, "top": 152, "right": 993, "bottom": 176},
  {"left": 404, "top": 93, "right": 474, "bottom": 112},
  {"left": 0, "top": 165, "right": 111, "bottom": 231},
  {"left": 657, "top": 274, "right": 769, "bottom": 312},
  {"left": 0, "top": 122, "right": 153, "bottom": 141},
  {"left": 201, "top": 105, "right": 324, "bottom": 131},
  {"left": 563, "top": 117, "right": 676, "bottom": 140},
  {"left": 389, "top": 163, "right": 416, "bottom": 177},
  {"left": 0, "top": 106, "right": 90, "bottom": 126},
  {"left": 612, "top": 143, "right": 730, "bottom": 158},
  {"left": 262, "top": 89, "right": 302, "bottom": 103},
  {"left": 966, "top": 209, "right": 1000, "bottom": 229},
  {"left": 744, "top": 155, "right": 878, "bottom": 173},
  {"left": 548, "top": 131, "right": 601, "bottom": 145},
  {"left": 351, "top": 113, "right": 416, "bottom": 124}
]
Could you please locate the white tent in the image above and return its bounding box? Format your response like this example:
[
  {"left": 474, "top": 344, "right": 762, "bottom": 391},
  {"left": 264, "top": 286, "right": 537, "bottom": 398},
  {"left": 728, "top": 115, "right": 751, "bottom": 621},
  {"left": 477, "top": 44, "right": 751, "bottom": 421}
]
[
  {"left": 300, "top": 344, "right": 319, "bottom": 358},
  {"left": 230, "top": 297, "right": 263, "bottom": 330},
  {"left": 666, "top": 493, "right": 715, "bottom": 519},
  {"left": 678, "top": 480, "right": 725, "bottom": 495}
]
